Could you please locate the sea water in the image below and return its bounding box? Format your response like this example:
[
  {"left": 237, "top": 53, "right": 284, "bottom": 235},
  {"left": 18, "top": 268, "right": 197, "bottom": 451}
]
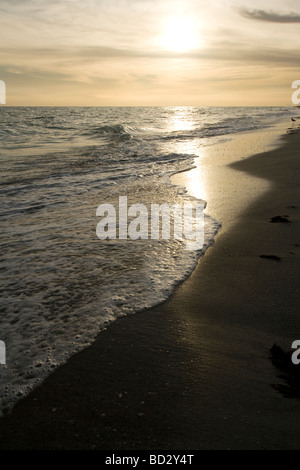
[{"left": 0, "top": 106, "right": 295, "bottom": 412}]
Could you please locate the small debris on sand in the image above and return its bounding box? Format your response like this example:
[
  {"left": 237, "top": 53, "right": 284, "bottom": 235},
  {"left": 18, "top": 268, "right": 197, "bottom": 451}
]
[
  {"left": 259, "top": 255, "right": 282, "bottom": 262},
  {"left": 270, "top": 344, "right": 300, "bottom": 399},
  {"left": 270, "top": 215, "right": 290, "bottom": 223}
]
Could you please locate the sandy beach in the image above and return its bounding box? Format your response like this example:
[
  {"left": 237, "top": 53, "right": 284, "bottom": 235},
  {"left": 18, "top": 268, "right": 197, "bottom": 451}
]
[{"left": 0, "top": 124, "right": 299, "bottom": 450}]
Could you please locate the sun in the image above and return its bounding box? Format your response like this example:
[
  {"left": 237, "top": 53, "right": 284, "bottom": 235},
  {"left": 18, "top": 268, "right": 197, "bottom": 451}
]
[{"left": 160, "top": 16, "right": 199, "bottom": 52}]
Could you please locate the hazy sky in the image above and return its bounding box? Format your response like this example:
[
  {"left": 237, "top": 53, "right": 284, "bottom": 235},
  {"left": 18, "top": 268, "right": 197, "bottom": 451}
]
[{"left": 0, "top": 0, "right": 299, "bottom": 106}]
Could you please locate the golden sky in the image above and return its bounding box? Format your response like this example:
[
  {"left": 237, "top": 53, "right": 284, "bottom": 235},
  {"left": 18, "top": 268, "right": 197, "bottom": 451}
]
[{"left": 0, "top": 0, "right": 299, "bottom": 106}]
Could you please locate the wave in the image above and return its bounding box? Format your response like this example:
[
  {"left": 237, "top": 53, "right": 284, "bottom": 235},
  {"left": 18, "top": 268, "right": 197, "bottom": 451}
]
[{"left": 83, "top": 124, "right": 132, "bottom": 140}]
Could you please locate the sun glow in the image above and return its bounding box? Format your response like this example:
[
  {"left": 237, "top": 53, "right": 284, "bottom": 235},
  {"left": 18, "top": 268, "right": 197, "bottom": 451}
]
[{"left": 160, "top": 16, "right": 199, "bottom": 52}]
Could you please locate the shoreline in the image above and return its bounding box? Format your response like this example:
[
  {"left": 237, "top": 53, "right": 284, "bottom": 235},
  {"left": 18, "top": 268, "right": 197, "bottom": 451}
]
[
  {"left": 0, "top": 123, "right": 299, "bottom": 449},
  {"left": 172, "top": 121, "right": 287, "bottom": 225}
]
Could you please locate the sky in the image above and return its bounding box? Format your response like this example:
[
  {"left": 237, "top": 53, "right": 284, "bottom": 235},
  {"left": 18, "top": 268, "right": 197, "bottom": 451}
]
[{"left": 0, "top": 0, "right": 299, "bottom": 106}]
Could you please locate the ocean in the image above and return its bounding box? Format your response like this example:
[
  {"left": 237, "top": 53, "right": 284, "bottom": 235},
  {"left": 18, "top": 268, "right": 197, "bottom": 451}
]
[{"left": 0, "top": 105, "right": 295, "bottom": 413}]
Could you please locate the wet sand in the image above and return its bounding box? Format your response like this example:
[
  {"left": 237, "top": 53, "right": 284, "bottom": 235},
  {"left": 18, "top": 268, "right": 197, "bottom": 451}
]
[{"left": 0, "top": 125, "right": 299, "bottom": 450}]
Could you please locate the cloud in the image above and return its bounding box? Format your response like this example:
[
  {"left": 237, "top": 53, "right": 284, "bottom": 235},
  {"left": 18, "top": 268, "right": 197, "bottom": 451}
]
[
  {"left": 195, "top": 41, "right": 300, "bottom": 67},
  {"left": 239, "top": 8, "right": 300, "bottom": 23},
  {"left": 2, "top": 40, "right": 299, "bottom": 85}
]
